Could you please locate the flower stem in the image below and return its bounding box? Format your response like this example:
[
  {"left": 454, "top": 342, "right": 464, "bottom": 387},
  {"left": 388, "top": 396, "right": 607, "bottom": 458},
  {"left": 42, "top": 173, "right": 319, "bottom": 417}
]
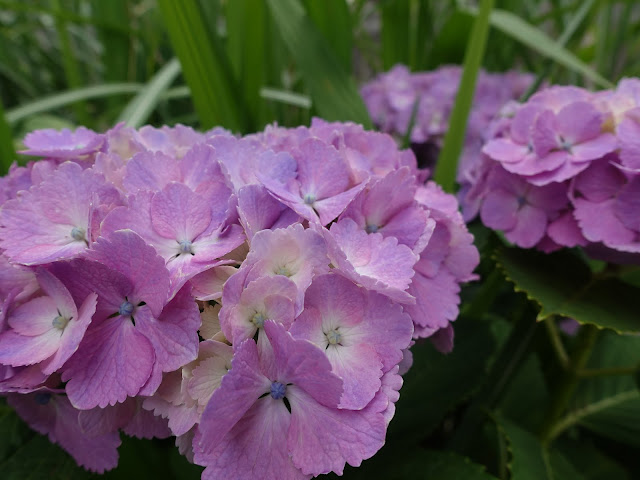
[
  {"left": 544, "top": 317, "right": 570, "bottom": 370},
  {"left": 539, "top": 324, "right": 599, "bottom": 445}
]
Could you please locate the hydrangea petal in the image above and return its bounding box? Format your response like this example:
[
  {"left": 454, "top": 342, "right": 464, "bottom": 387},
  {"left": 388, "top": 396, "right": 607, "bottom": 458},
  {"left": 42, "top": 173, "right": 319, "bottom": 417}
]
[{"left": 62, "top": 317, "right": 155, "bottom": 409}]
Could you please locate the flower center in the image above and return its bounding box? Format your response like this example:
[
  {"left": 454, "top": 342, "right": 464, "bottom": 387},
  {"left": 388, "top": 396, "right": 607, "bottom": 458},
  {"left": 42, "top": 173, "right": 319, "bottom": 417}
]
[
  {"left": 251, "top": 312, "right": 267, "bottom": 328},
  {"left": 558, "top": 136, "right": 573, "bottom": 152},
  {"left": 118, "top": 300, "right": 135, "bottom": 317},
  {"left": 70, "top": 227, "right": 86, "bottom": 242},
  {"left": 365, "top": 224, "right": 379, "bottom": 233},
  {"left": 178, "top": 239, "right": 194, "bottom": 255},
  {"left": 270, "top": 381, "right": 287, "bottom": 400},
  {"left": 274, "top": 265, "right": 292, "bottom": 277},
  {"left": 325, "top": 329, "right": 342, "bottom": 346},
  {"left": 52, "top": 315, "right": 70, "bottom": 330},
  {"left": 303, "top": 193, "right": 316, "bottom": 205}
]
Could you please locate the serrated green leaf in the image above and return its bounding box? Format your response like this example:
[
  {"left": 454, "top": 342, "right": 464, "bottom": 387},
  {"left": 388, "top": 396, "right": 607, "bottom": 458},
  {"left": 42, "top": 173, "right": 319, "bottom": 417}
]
[
  {"left": 158, "top": 0, "right": 246, "bottom": 131},
  {"left": 497, "top": 416, "right": 586, "bottom": 480},
  {"left": 461, "top": 7, "right": 612, "bottom": 88},
  {"left": 266, "top": 0, "right": 371, "bottom": 127},
  {"left": 495, "top": 247, "right": 640, "bottom": 333},
  {"left": 387, "top": 317, "right": 495, "bottom": 446},
  {"left": 117, "top": 58, "right": 181, "bottom": 128}
]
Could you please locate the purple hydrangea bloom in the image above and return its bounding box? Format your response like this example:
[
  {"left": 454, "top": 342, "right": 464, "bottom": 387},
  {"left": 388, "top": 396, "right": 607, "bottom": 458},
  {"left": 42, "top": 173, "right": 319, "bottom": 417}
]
[{"left": 0, "top": 118, "right": 479, "bottom": 477}]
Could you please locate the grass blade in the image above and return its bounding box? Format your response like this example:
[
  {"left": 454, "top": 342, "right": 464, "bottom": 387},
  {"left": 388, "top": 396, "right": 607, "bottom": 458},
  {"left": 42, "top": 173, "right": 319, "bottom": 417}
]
[
  {"left": 51, "top": 0, "right": 89, "bottom": 125},
  {"left": 157, "top": 0, "right": 245, "bottom": 131},
  {"left": 117, "top": 58, "right": 181, "bottom": 128},
  {"left": 226, "top": 0, "right": 266, "bottom": 130},
  {"left": 381, "top": 0, "right": 410, "bottom": 70},
  {"left": 266, "top": 0, "right": 371, "bottom": 127},
  {"left": 7, "top": 84, "right": 143, "bottom": 125},
  {"left": 0, "top": 99, "right": 16, "bottom": 174},
  {"left": 463, "top": 7, "right": 613, "bottom": 88},
  {"left": 434, "top": 0, "right": 494, "bottom": 193},
  {"left": 303, "top": 0, "right": 352, "bottom": 73},
  {"left": 260, "top": 88, "right": 312, "bottom": 109}
]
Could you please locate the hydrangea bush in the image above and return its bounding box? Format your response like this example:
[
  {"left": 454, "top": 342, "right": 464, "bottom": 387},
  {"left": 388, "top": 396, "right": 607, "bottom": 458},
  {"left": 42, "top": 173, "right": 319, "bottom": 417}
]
[{"left": 0, "top": 120, "right": 478, "bottom": 477}]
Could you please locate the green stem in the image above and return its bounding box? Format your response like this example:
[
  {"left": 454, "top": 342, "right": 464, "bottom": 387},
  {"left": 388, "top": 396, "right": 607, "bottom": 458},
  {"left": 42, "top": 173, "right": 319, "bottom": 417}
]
[
  {"left": 449, "top": 311, "right": 538, "bottom": 452},
  {"left": 544, "top": 317, "right": 570, "bottom": 370},
  {"left": 539, "top": 324, "right": 599, "bottom": 445}
]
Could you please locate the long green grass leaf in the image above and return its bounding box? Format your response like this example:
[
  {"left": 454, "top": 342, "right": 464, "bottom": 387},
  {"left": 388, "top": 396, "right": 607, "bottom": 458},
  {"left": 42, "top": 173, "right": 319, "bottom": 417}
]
[
  {"left": 226, "top": 0, "right": 266, "bottom": 130},
  {"left": 117, "top": 59, "right": 181, "bottom": 128},
  {"left": 51, "top": 0, "right": 89, "bottom": 125},
  {"left": 94, "top": 0, "right": 131, "bottom": 85},
  {"left": 463, "top": 7, "right": 613, "bottom": 88},
  {"left": 381, "top": 0, "right": 410, "bottom": 70},
  {"left": 260, "top": 88, "right": 312, "bottom": 109},
  {"left": 266, "top": 0, "right": 371, "bottom": 127},
  {"left": 434, "top": 0, "right": 494, "bottom": 192},
  {"left": 157, "top": 0, "right": 245, "bottom": 131},
  {"left": 7, "top": 84, "right": 143, "bottom": 125},
  {"left": 303, "top": 0, "right": 352, "bottom": 73},
  {"left": 0, "top": 99, "right": 16, "bottom": 174}
]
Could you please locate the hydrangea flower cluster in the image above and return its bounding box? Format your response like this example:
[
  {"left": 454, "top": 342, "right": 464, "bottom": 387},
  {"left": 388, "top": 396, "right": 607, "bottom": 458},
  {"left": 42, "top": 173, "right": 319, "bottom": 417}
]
[
  {"left": 468, "top": 80, "right": 640, "bottom": 260},
  {"left": 360, "top": 64, "right": 535, "bottom": 218},
  {"left": 0, "top": 119, "right": 478, "bottom": 477}
]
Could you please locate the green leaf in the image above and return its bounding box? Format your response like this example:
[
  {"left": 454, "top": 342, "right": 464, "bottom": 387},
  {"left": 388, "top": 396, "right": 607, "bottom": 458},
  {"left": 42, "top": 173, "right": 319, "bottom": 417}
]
[
  {"left": 498, "top": 355, "right": 549, "bottom": 431},
  {"left": 461, "top": 8, "right": 612, "bottom": 88},
  {"left": 304, "top": 0, "right": 352, "bottom": 73},
  {"left": 497, "top": 416, "right": 586, "bottom": 480},
  {"left": 226, "top": 0, "right": 267, "bottom": 130},
  {"left": 387, "top": 317, "right": 495, "bottom": 446},
  {"left": 158, "top": 0, "right": 246, "bottom": 131},
  {"left": 266, "top": 0, "right": 371, "bottom": 127},
  {"left": 338, "top": 448, "right": 498, "bottom": 480},
  {"left": 0, "top": 98, "right": 16, "bottom": 174},
  {"left": 557, "top": 438, "right": 630, "bottom": 480},
  {"left": 0, "top": 434, "right": 93, "bottom": 480},
  {"left": 495, "top": 247, "right": 640, "bottom": 333},
  {"left": 51, "top": 0, "right": 89, "bottom": 126},
  {"left": 551, "top": 331, "right": 640, "bottom": 445},
  {"left": 260, "top": 88, "right": 312, "bottom": 109},
  {"left": 7, "top": 84, "right": 143, "bottom": 125},
  {"left": 117, "top": 58, "right": 181, "bottom": 128},
  {"left": 434, "top": 0, "right": 494, "bottom": 193},
  {"left": 381, "top": 0, "right": 411, "bottom": 70}
]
